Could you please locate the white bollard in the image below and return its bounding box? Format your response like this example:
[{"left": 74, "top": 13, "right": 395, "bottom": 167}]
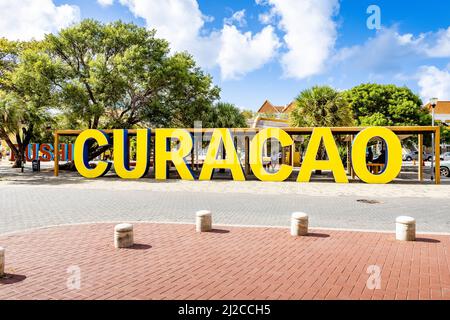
[
  {"left": 0, "top": 247, "right": 4, "bottom": 277},
  {"left": 196, "top": 210, "right": 212, "bottom": 233},
  {"left": 396, "top": 216, "right": 416, "bottom": 241},
  {"left": 114, "top": 224, "right": 134, "bottom": 248},
  {"left": 291, "top": 212, "right": 309, "bottom": 236}
]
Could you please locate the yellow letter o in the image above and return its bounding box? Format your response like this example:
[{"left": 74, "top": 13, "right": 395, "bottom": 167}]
[{"left": 352, "top": 127, "right": 402, "bottom": 184}]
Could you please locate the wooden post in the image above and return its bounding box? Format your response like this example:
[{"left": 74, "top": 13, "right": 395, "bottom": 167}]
[
  {"left": 346, "top": 139, "right": 351, "bottom": 175},
  {"left": 54, "top": 132, "right": 59, "bottom": 177},
  {"left": 196, "top": 135, "right": 200, "bottom": 171},
  {"left": 418, "top": 134, "right": 424, "bottom": 182},
  {"left": 350, "top": 135, "right": 356, "bottom": 180},
  {"left": 245, "top": 136, "right": 250, "bottom": 175},
  {"left": 435, "top": 128, "right": 441, "bottom": 185},
  {"left": 151, "top": 135, "right": 156, "bottom": 178},
  {"left": 291, "top": 143, "right": 295, "bottom": 166},
  {"left": 191, "top": 134, "right": 195, "bottom": 171}
]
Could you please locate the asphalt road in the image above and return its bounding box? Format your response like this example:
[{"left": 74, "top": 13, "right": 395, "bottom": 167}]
[{"left": 0, "top": 185, "right": 449, "bottom": 234}]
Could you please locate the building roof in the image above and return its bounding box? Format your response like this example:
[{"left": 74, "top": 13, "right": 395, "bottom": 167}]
[
  {"left": 424, "top": 101, "right": 450, "bottom": 114},
  {"left": 257, "top": 100, "right": 296, "bottom": 114}
]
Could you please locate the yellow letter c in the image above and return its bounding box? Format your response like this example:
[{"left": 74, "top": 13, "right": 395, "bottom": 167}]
[
  {"left": 250, "top": 128, "right": 293, "bottom": 182},
  {"left": 74, "top": 129, "right": 112, "bottom": 179}
]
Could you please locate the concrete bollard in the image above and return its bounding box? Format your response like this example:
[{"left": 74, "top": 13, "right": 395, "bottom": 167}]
[
  {"left": 0, "top": 247, "right": 4, "bottom": 277},
  {"left": 196, "top": 210, "right": 212, "bottom": 232},
  {"left": 114, "top": 223, "right": 134, "bottom": 248},
  {"left": 396, "top": 216, "right": 416, "bottom": 241},
  {"left": 291, "top": 212, "right": 309, "bottom": 236}
]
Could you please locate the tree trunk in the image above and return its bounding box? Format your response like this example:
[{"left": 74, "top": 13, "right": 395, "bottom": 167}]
[
  {"left": 11, "top": 126, "right": 34, "bottom": 169},
  {"left": 13, "top": 157, "right": 24, "bottom": 168},
  {"left": 59, "top": 144, "right": 112, "bottom": 171}
]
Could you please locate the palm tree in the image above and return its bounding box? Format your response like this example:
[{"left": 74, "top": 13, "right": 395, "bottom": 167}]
[
  {"left": 290, "top": 86, "right": 354, "bottom": 173},
  {"left": 290, "top": 86, "right": 354, "bottom": 128},
  {"left": 207, "top": 102, "right": 247, "bottom": 128}
]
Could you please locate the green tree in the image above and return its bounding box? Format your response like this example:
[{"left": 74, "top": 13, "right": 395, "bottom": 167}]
[
  {"left": 206, "top": 102, "right": 247, "bottom": 128},
  {"left": 290, "top": 86, "right": 354, "bottom": 127},
  {"left": 43, "top": 20, "right": 220, "bottom": 130},
  {"left": 241, "top": 109, "right": 255, "bottom": 120},
  {"left": 290, "top": 86, "right": 354, "bottom": 170},
  {"left": 0, "top": 39, "right": 54, "bottom": 168},
  {"left": 343, "top": 83, "right": 430, "bottom": 126}
]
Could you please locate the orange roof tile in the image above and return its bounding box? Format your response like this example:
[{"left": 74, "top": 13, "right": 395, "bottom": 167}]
[{"left": 257, "top": 100, "right": 296, "bottom": 114}]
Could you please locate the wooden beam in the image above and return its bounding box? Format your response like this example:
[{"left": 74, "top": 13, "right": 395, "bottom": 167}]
[
  {"left": 55, "top": 126, "right": 439, "bottom": 137},
  {"left": 418, "top": 134, "right": 424, "bottom": 182}
]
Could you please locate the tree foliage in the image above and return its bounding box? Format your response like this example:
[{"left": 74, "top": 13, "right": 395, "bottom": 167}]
[
  {"left": 343, "top": 83, "right": 430, "bottom": 126},
  {"left": 0, "top": 39, "right": 54, "bottom": 167},
  {"left": 43, "top": 20, "right": 220, "bottom": 130},
  {"left": 206, "top": 102, "right": 247, "bottom": 128},
  {"left": 290, "top": 86, "right": 354, "bottom": 127}
]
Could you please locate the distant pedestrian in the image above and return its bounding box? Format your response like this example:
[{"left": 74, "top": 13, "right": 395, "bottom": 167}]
[
  {"left": 366, "top": 147, "right": 374, "bottom": 163},
  {"left": 270, "top": 151, "right": 279, "bottom": 172}
]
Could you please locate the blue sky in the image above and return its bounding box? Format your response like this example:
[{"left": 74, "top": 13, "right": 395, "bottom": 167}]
[{"left": 2, "top": 0, "right": 450, "bottom": 110}]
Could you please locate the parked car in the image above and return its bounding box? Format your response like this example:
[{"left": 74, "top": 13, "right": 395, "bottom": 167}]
[
  {"left": 403, "top": 151, "right": 433, "bottom": 162},
  {"left": 441, "top": 161, "right": 450, "bottom": 178},
  {"left": 441, "top": 152, "right": 450, "bottom": 161}
]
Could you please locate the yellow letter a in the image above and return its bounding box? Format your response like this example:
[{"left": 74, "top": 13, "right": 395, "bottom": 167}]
[
  {"left": 155, "top": 129, "right": 194, "bottom": 181},
  {"left": 297, "top": 128, "right": 348, "bottom": 183},
  {"left": 199, "top": 129, "right": 245, "bottom": 181}
]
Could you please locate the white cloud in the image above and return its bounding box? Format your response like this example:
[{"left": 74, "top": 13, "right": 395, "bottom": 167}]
[
  {"left": 333, "top": 27, "right": 425, "bottom": 72},
  {"left": 218, "top": 25, "right": 280, "bottom": 80},
  {"left": 119, "top": 0, "right": 280, "bottom": 79},
  {"left": 423, "top": 27, "right": 450, "bottom": 58},
  {"left": 98, "top": 0, "right": 114, "bottom": 7},
  {"left": 417, "top": 66, "right": 450, "bottom": 102},
  {"left": 0, "top": 0, "right": 80, "bottom": 41},
  {"left": 224, "top": 10, "right": 247, "bottom": 27},
  {"left": 119, "top": 0, "right": 220, "bottom": 68},
  {"left": 259, "top": 0, "right": 340, "bottom": 79},
  {"left": 119, "top": 0, "right": 205, "bottom": 54}
]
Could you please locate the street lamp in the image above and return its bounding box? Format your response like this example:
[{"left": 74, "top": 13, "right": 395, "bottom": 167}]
[{"left": 430, "top": 97, "right": 438, "bottom": 181}]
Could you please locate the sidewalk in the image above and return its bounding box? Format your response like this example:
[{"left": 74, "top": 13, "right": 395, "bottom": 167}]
[{"left": 0, "top": 223, "right": 449, "bottom": 300}]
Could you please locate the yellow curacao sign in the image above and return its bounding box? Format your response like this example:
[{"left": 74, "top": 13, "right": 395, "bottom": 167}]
[{"left": 74, "top": 127, "right": 403, "bottom": 184}]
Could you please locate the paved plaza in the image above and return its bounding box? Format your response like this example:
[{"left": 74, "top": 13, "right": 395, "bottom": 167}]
[
  {"left": 0, "top": 165, "right": 449, "bottom": 234},
  {"left": 0, "top": 162, "right": 449, "bottom": 300},
  {"left": 0, "top": 223, "right": 449, "bottom": 300}
]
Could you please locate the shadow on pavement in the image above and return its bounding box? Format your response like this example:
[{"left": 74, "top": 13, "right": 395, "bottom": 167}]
[
  {"left": 415, "top": 238, "right": 441, "bottom": 244},
  {"left": 0, "top": 274, "right": 27, "bottom": 285},
  {"left": 306, "top": 233, "right": 330, "bottom": 238},
  {"left": 129, "top": 244, "right": 153, "bottom": 250},
  {"left": 209, "top": 229, "right": 231, "bottom": 234}
]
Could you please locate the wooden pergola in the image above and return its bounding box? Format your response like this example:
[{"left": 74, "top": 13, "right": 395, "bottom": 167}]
[{"left": 54, "top": 126, "right": 441, "bottom": 184}]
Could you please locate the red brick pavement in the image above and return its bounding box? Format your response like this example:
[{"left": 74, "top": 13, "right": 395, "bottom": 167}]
[{"left": 0, "top": 223, "right": 449, "bottom": 300}]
